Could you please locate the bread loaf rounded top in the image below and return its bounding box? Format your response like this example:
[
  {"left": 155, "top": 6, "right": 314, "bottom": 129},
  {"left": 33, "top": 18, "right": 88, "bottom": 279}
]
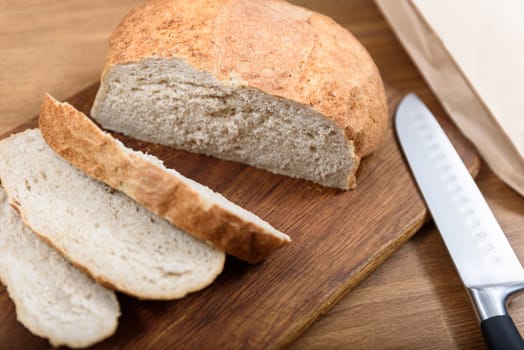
[{"left": 103, "top": 0, "right": 388, "bottom": 158}]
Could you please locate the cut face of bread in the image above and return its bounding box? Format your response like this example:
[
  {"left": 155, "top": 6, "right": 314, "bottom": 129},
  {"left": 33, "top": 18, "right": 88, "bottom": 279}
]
[
  {"left": 0, "top": 187, "right": 119, "bottom": 348},
  {"left": 0, "top": 129, "right": 225, "bottom": 300},
  {"left": 40, "top": 94, "right": 290, "bottom": 263},
  {"left": 91, "top": 58, "right": 358, "bottom": 189},
  {"left": 90, "top": 0, "right": 389, "bottom": 190}
]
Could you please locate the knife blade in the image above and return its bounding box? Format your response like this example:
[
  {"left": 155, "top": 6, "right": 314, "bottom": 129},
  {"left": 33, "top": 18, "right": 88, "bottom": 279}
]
[{"left": 395, "top": 93, "right": 524, "bottom": 350}]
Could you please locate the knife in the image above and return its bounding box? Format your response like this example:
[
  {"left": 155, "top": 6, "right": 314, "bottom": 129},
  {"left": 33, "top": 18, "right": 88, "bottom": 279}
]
[{"left": 395, "top": 93, "right": 524, "bottom": 350}]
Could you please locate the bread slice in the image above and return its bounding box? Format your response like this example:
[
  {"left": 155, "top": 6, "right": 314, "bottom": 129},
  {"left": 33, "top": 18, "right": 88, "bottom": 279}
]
[
  {"left": 40, "top": 94, "right": 290, "bottom": 263},
  {"left": 0, "top": 187, "right": 119, "bottom": 348},
  {"left": 90, "top": 0, "right": 388, "bottom": 190},
  {"left": 0, "top": 129, "right": 225, "bottom": 300}
]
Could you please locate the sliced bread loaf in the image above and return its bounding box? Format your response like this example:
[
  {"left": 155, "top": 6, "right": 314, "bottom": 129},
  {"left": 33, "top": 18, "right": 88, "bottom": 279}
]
[
  {"left": 39, "top": 94, "right": 290, "bottom": 263},
  {"left": 90, "top": 0, "right": 388, "bottom": 190},
  {"left": 0, "top": 187, "right": 119, "bottom": 348},
  {"left": 0, "top": 129, "right": 225, "bottom": 300}
]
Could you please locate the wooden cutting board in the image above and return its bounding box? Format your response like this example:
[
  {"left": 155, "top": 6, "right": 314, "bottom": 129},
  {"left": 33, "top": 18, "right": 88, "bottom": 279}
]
[
  {"left": 0, "top": 3, "right": 480, "bottom": 348},
  {"left": 0, "top": 83, "right": 478, "bottom": 349}
]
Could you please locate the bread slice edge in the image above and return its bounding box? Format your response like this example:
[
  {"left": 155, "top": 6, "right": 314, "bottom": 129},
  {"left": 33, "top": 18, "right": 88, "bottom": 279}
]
[
  {"left": 39, "top": 94, "right": 290, "bottom": 263},
  {"left": 0, "top": 186, "right": 120, "bottom": 348}
]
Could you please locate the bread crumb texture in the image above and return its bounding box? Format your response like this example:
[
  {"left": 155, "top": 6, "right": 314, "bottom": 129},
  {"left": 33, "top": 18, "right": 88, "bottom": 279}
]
[{"left": 92, "top": 0, "right": 388, "bottom": 189}]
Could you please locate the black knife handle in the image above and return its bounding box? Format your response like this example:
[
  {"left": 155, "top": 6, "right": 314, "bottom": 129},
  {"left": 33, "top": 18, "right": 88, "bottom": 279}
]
[{"left": 481, "top": 315, "right": 524, "bottom": 350}]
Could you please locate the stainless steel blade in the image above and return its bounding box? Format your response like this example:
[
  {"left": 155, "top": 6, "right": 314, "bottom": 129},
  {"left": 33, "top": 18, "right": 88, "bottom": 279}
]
[{"left": 395, "top": 93, "right": 524, "bottom": 289}]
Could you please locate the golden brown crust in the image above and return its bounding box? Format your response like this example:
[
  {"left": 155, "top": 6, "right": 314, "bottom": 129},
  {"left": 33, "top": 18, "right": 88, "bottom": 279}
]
[
  {"left": 102, "top": 0, "right": 388, "bottom": 163},
  {"left": 39, "top": 94, "right": 290, "bottom": 263}
]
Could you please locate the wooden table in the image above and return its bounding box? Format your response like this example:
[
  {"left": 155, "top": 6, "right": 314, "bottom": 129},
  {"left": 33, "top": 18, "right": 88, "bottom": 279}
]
[{"left": 2, "top": 1, "right": 524, "bottom": 349}]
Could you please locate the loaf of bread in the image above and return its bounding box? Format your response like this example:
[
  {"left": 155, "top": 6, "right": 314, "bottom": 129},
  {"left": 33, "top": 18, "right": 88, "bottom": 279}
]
[
  {"left": 91, "top": 0, "right": 388, "bottom": 189},
  {"left": 0, "top": 187, "right": 119, "bottom": 348},
  {"left": 40, "top": 94, "right": 290, "bottom": 263},
  {"left": 0, "top": 129, "right": 225, "bottom": 300}
]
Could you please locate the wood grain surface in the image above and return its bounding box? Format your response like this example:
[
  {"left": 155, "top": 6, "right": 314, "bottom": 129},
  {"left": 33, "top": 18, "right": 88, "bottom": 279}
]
[
  {"left": 1, "top": 0, "right": 522, "bottom": 349},
  {"left": 0, "top": 74, "right": 478, "bottom": 349},
  {"left": 292, "top": 167, "right": 524, "bottom": 350}
]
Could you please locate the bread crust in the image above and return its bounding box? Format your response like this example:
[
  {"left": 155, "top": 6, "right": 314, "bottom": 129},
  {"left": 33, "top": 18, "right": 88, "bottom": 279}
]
[
  {"left": 0, "top": 129, "right": 226, "bottom": 300},
  {"left": 102, "top": 0, "right": 388, "bottom": 165},
  {"left": 39, "top": 94, "right": 290, "bottom": 264}
]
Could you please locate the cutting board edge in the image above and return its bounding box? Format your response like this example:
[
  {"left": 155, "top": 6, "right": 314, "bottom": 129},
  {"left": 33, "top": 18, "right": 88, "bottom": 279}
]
[
  {"left": 0, "top": 80, "right": 481, "bottom": 349},
  {"left": 273, "top": 212, "right": 429, "bottom": 349},
  {"left": 273, "top": 154, "right": 481, "bottom": 348}
]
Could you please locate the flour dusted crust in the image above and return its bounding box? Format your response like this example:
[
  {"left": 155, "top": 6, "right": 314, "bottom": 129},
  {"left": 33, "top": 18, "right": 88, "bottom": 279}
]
[
  {"left": 103, "top": 0, "right": 388, "bottom": 160},
  {"left": 39, "top": 95, "right": 290, "bottom": 263}
]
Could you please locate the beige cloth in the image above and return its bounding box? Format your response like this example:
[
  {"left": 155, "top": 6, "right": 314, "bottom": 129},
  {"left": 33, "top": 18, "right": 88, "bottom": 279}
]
[{"left": 375, "top": 0, "right": 524, "bottom": 196}]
